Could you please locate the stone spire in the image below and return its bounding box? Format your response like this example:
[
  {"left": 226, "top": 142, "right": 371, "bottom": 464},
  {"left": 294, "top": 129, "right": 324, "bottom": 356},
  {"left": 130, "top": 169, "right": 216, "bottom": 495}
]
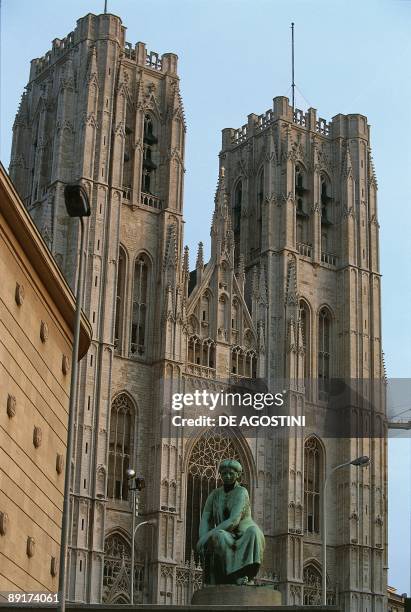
[
  {"left": 196, "top": 241, "right": 204, "bottom": 284},
  {"left": 211, "top": 167, "right": 234, "bottom": 264},
  {"left": 342, "top": 141, "right": 353, "bottom": 179},
  {"left": 182, "top": 245, "right": 189, "bottom": 296}
]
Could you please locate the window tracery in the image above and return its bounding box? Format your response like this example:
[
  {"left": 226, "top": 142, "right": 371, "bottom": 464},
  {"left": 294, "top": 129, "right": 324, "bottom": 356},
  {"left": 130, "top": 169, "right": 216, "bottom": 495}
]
[
  {"left": 108, "top": 394, "right": 134, "bottom": 501},
  {"left": 303, "top": 563, "right": 335, "bottom": 606},
  {"left": 188, "top": 335, "right": 215, "bottom": 369},
  {"left": 295, "top": 164, "right": 310, "bottom": 250},
  {"left": 103, "top": 533, "right": 144, "bottom": 604},
  {"left": 318, "top": 307, "right": 331, "bottom": 395},
  {"left": 142, "top": 114, "right": 158, "bottom": 195},
  {"left": 304, "top": 437, "right": 322, "bottom": 535},
  {"left": 231, "top": 345, "right": 256, "bottom": 378},
  {"left": 299, "top": 300, "right": 310, "bottom": 380},
  {"left": 130, "top": 255, "right": 149, "bottom": 357},
  {"left": 114, "top": 246, "right": 126, "bottom": 352}
]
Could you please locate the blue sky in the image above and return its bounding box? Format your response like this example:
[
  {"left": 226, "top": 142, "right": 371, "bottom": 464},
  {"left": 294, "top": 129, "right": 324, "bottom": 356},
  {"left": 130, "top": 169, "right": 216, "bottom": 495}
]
[{"left": 1, "top": 0, "right": 410, "bottom": 595}]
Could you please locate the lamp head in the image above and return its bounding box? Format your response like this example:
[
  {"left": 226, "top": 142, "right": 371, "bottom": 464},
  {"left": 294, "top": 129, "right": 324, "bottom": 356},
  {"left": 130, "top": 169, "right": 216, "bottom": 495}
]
[
  {"left": 350, "top": 456, "right": 370, "bottom": 467},
  {"left": 135, "top": 476, "right": 145, "bottom": 491},
  {"left": 64, "top": 184, "right": 91, "bottom": 218},
  {"left": 126, "top": 468, "right": 136, "bottom": 479}
]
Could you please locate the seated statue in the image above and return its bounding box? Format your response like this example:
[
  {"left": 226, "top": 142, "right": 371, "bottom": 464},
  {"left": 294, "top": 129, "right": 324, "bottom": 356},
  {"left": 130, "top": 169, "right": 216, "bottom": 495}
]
[{"left": 197, "top": 459, "right": 265, "bottom": 585}]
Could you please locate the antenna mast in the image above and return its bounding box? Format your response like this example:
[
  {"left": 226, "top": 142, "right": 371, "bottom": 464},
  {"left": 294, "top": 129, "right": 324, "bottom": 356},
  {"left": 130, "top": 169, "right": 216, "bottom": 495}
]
[
  {"left": 104, "top": 0, "right": 108, "bottom": 13},
  {"left": 291, "top": 22, "right": 295, "bottom": 111}
]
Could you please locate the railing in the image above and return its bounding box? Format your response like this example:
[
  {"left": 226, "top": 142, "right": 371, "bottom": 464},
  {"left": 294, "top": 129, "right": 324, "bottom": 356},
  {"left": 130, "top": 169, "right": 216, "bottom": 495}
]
[
  {"left": 298, "top": 243, "right": 312, "bottom": 258},
  {"left": 230, "top": 106, "right": 330, "bottom": 145},
  {"left": 141, "top": 192, "right": 162, "bottom": 210},
  {"left": 256, "top": 109, "right": 274, "bottom": 132},
  {"left": 293, "top": 108, "right": 306, "bottom": 126},
  {"left": 186, "top": 364, "right": 216, "bottom": 379},
  {"left": 130, "top": 342, "right": 145, "bottom": 357},
  {"left": 146, "top": 51, "right": 162, "bottom": 71},
  {"left": 321, "top": 251, "right": 337, "bottom": 266},
  {"left": 231, "top": 124, "right": 248, "bottom": 145},
  {"left": 316, "top": 117, "right": 329, "bottom": 135},
  {"left": 124, "top": 42, "right": 136, "bottom": 60},
  {"left": 122, "top": 187, "right": 132, "bottom": 201}
]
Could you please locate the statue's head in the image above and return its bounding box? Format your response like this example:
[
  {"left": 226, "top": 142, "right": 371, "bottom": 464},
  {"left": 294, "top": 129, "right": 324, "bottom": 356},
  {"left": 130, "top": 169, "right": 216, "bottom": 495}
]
[{"left": 219, "top": 459, "right": 242, "bottom": 486}]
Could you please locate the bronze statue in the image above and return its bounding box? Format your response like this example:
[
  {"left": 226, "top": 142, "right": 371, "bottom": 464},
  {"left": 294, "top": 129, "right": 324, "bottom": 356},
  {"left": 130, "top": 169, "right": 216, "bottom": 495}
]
[{"left": 197, "top": 459, "right": 265, "bottom": 585}]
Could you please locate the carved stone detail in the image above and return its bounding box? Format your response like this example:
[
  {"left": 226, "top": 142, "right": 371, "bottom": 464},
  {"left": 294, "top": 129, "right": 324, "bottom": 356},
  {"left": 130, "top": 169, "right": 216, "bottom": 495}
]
[
  {"left": 33, "top": 426, "right": 42, "bottom": 448},
  {"left": 50, "top": 556, "right": 58, "bottom": 577},
  {"left": 0, "top": 511, "right": 8, "bottom": 536},
  {"left": 26, "top": 536, "right": 35, "bottom": 558},
  {"left": 7, "top": 394, "right": 16, "bottom": 418},
  {"left": 15, "top": 282, "right": 25, "bottom": 306},
  {"left": 56, "top": 453, "right": 64, "bottom": 474},
  {"left": 62, "top": 355, "right": 70, "bottom": 375},
  {"left": 40, "top": 320, "right": 49, "bottom": 343}
]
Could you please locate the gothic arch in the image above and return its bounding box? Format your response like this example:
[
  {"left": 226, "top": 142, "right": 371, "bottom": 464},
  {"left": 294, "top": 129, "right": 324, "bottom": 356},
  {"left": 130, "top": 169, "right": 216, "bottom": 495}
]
[
  {"left": 108, "top": 392, "right": 138, "bottom": 500},
  {"left": 130, "top": 252, "right": 152, "bottom": 358},
  {"left": 303, "top": 435, "right": 325, "bottom": 536},
  {"left": 103, "top": 530, "right": 145, "bottom": 604},
  {"left": 256, "top": 166, "right": 264, "bottom": 251},
  {"left": 114, "top": 244, "right": 128, "bottom": 353},
  {"left": 303, "top": 559, "right": 334, "bottom": 606},
  {"left": 299, "top": 298, "right": 311, "bottom": 379},
  {"left": 232, "top": 178, "right": 243, "bottom": 234}
]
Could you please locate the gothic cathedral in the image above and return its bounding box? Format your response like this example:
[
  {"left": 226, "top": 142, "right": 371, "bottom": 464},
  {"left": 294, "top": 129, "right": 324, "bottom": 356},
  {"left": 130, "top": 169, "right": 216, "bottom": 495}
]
[{"left": 9, "top": 12, "right": 387, "bottom": 611}]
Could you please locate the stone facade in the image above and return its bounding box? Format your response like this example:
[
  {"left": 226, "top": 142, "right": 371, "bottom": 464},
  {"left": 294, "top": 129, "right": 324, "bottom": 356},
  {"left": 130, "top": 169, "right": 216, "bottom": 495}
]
[
  {"left": 0, "top": 164, "right": 91, "bottom": 593},
  {"left": 9, "top": 11, "right": 387, "bottom": 611}
]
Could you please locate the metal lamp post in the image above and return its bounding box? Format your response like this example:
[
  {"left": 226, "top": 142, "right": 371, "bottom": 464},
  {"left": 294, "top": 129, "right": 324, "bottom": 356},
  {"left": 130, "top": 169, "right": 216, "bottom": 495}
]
[
  {"left": 58, "top": 185, "right": 90, "bottom": 612},
  {"left": 321, "top": 455, "right": 370, "bottom": 606},
  {"left": 126, "top": 469, "right": 155, "bottom": 604}
]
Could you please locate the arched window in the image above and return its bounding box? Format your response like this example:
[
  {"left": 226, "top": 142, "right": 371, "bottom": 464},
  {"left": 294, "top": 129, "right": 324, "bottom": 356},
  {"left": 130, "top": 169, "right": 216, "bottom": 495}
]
[
  {"left": 303, "top": 563, "right": 322, "bottom": 605},
  {"left": 130, "top": 255, "right": 149, "bottom": 357},
  {"left": 188, "top": 336, "right": 215, "bottom": 370},
  {"left": 114, "top": 246, "right": 126, "bottom": 352},
  {"left": 108, "top": 394, "right": 134, "bottom": 500},
  {"left": 233, "top": 181, "right": 242, "bottom": 233},
  {"left": 185, "top": 430, "right": 248, "bottom": 562},
  {"left": 231, "top": 347, "right": 256, "bottom": 378},
  {"left": 320, "top": 174, "right": 332, "bottom": 222},
  {"left": 122, "top": 105, "right": 134, "bottom": 193},
  {"left": 303, "top": 562, "right": 335, "bottom": 606},
  {"left": 200, "top": 292, "right": 210, "bottom": 326},
  {"left": 304, "top": 437, "right": 323, "bottom": 535},
  {"left": 233, "top": 180, "right": 242, "bottom": 266},
  {"left": 318, "top": 307, "right": 331, "bottom": 394},
  {"left": 295, "top": 164, "right": 310, "bottom": 250},
  {"left": 141, "top": 114, "right": 158, "bottom": 195},
  {"left": 299, "top": 300, "right": 310, "bottom": 380},
  {"left": 256, "top": 168, "right": 263, "bottom": 251},
  {"left": 103, "top": 533, "right": 144, "bottom": 604}
]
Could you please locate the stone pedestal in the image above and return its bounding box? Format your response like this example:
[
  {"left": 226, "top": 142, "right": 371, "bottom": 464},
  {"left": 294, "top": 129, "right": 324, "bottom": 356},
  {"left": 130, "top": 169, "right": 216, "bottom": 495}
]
[{"left": 191, "top": 584, "right": 282, "bottom": 606}]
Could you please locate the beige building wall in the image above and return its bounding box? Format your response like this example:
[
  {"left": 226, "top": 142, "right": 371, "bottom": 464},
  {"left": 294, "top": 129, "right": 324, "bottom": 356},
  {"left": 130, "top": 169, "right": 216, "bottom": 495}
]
[{"left": 0, "top": 165, "right": 91, "bottom": 593}]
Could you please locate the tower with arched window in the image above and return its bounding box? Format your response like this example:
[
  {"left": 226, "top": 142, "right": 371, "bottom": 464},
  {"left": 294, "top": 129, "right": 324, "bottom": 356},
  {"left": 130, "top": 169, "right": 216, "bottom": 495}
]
[{"left": 217, "top": 97, "right": 386, "bottom": 611}]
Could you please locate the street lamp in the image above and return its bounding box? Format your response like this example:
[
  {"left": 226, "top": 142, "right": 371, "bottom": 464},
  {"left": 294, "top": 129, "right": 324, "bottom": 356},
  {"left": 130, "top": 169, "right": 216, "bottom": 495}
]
[
  {"left": 321, "top": 455, "right": 370, "bottom": 606},
  {"left": 58, "top": 185, "right": 90, "bottom": 612},
  {"left": 127, "top": 469, "right": 155, "bottom": 604}
]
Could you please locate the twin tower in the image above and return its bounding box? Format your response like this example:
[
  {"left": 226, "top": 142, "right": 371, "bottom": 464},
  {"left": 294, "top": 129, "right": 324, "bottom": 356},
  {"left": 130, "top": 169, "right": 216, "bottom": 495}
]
[{"left": 10, "top": 12, "right": 386, "bottom": 611}]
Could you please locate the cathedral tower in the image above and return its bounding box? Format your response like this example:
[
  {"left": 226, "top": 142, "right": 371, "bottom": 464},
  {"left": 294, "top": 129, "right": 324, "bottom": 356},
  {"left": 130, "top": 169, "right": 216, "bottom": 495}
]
[
  {"left": 10, "top": 12, "right": 186, "bottom": 602},
  {"left": 219, "top": 97, "right": 386, "bottom": 610}
]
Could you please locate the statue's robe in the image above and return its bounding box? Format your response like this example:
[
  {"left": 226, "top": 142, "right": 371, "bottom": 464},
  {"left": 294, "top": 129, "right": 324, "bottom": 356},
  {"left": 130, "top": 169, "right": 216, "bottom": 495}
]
[{"left": 197, "top": 483, "right": 265, "bottom": 584}]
